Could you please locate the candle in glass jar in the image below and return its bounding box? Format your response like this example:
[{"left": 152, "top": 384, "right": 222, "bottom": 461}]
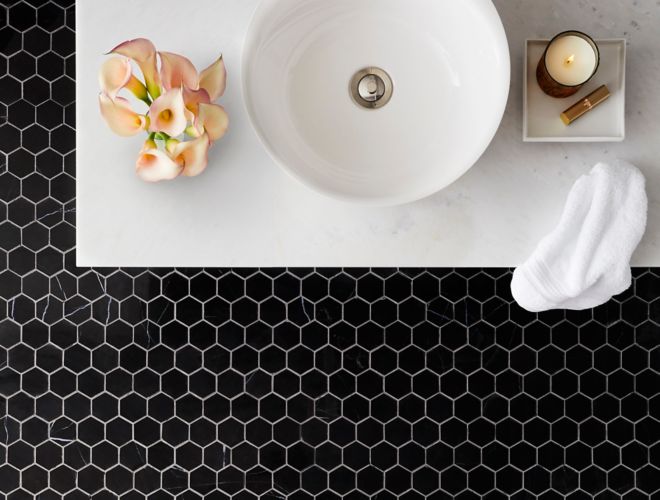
[
  {"left": 536, "top": 31, "right": 600, "bottom": 98},
  {"left": 545, "top": 35, "right": 598, "bottom": 86}
]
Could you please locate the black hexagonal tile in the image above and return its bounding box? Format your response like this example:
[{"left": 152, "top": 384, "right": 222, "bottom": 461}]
[
  {"left": 9, "top": 51, "right": 36, "bottom": 80},
  {"left": 23, "top": 27, "right": 50, "bottom": 57}
]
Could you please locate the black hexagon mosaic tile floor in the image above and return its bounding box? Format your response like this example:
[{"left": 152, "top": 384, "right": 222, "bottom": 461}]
[{"left": 0, "top": 1, "right": 659, "bottom": 498}]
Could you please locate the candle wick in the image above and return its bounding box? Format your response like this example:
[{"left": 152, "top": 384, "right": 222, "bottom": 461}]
[{"left": 565, "top": 54, "right": 575, "bottom": 66}]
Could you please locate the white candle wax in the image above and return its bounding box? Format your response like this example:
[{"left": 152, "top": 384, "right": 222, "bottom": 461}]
[{"left": 545, "top": 35, "right": 597, "bottom": 86}]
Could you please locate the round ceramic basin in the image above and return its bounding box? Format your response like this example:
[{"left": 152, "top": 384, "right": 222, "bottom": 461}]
[{"left": 242, "top": 0, "right": 510, "bottom": 205}]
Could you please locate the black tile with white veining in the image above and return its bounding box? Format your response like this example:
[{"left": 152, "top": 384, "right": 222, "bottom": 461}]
[{"left": 0, "top": 1, "right": 659, "bottom": 498}]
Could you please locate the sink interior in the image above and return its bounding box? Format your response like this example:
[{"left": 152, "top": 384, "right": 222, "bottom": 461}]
[{"left": 243, "top": 0, "right": 510, "bottom": 205}]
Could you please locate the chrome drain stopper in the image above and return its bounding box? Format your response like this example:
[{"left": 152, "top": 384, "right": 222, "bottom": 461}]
[{"left": 350, "top": 67, "right": 393, "bottom": 109}]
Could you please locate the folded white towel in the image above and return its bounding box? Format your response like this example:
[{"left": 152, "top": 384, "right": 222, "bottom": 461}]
[{"left": 511, "top": 161, "right": 648, "bottom": 313}]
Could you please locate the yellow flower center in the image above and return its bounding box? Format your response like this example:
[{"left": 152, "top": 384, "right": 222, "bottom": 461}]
[{"left": 160, "top": 109, "right": 173, "bottom": 122}]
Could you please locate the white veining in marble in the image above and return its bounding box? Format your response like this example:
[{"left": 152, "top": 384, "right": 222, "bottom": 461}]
[{"left": 76, "top": 0, "right": 660, "bottom": 267}]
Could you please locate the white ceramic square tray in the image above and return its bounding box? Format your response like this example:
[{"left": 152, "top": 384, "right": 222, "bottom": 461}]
[{"left": 523, "top": 39, "right": 626, "bottom": 142}]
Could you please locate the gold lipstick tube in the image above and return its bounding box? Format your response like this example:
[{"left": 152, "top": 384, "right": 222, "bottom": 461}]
[{"left": 560, "top": 85, "right": 611, "bottom": 125}]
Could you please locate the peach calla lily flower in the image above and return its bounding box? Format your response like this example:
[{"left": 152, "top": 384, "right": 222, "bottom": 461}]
[
  {"left": 109, "top": 38, "right": 161, "bottom": 99},
  {"left": 172, "top": 134, "right": 211, "bottom": 177},
  {"left": 159, "top": 51, "right": 199, "bottom": 91},
  {"left": 99, "top": 57, "right": 149, "bottom": 103},
  {"left": 136, "top": 143, "right": 183, "bottom": 182},
  {"left": 100, "top": 40, "right": 229, "bottom": 182},
  {"left": 195, "top": 103, "right": 229, "bottom": 142},
  {"left": 199, "top": 55, "right": 227, "bottom": 101},
  {"left": 148, "top": 88, "right": 188, "bottom": 137},
  {"left": 99, "top": 93, "right": 147, "bottom": 137}
]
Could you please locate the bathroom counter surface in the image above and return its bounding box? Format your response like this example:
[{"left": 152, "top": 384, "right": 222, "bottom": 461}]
[{"left": 76, "top": 0, "right": 660, "bottom": 266}]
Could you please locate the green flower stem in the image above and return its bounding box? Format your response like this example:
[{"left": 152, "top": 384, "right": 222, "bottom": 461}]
[
  {"left": 147, "top": 82, "right": 161, "bottom": 101},
  {"left": 125, "top": 76, "right": 151, "bottom": 106}
]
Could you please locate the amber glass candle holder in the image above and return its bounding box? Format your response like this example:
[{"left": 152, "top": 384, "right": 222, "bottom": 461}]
[{"left": 537, "top": 30, "right": 600, "bottom": 98}]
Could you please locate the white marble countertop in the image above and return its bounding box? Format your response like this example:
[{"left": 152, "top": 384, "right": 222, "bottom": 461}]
[{"left": 76, "top": 0, "right": 660, "bottom": 267}]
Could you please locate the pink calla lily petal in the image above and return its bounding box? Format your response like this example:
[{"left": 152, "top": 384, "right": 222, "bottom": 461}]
[
  {"left": 159, "top": 51, "right": 199, "bottom": 91},
  {"left": 136, "top": 148, "right": 183, "bottom": 182},
  {"left": 183, "top": 87, "right": 211, "bottom": 117},
  {"left": 173, "top": 134, "right": 211, "bottom": 177},
  {"left": 199, "top": 55, "right": 227, "bottom": 101},
  {"left": 109, "top": 38, "right": 161, "bottom": 99},
  {"left": 99, "top": 57, "right": 132, "bottom": 100},
  {"left": 99, "top": 93, "right": 147, "bottom": 137},
  {"left": 98, "top": 56, "right": 149, "bottom": 103},
  {"left": 197, "top": 103, "right": 229, "bottom": 142},
  {"left": 148, "top": 88, "right": 188, "bottom": 137},
  {"left": 109, "top": 38, "right": 156, "bottom": 63}
]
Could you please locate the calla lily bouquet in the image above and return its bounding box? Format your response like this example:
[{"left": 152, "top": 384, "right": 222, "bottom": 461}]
[{"left": 98, "top": 38, "right": 228, "bottom": 182}]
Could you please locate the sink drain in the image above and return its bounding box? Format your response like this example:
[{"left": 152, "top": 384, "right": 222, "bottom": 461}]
[{"left": 350, "top": 67, "right": 393, "bottom": 109}]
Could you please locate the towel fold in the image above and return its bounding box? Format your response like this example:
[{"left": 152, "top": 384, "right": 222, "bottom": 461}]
[{"left": 511, "top": 161, "right": 648, "bottom": 313}]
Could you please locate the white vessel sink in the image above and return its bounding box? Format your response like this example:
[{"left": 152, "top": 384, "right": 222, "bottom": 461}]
[{"left": 242, "top": 0, "right": 510, "bottom": 205}]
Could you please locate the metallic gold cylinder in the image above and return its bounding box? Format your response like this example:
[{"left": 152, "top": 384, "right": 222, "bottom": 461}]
[{"left": 560, "top": 85, "right": 611, "bottom": 125}]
